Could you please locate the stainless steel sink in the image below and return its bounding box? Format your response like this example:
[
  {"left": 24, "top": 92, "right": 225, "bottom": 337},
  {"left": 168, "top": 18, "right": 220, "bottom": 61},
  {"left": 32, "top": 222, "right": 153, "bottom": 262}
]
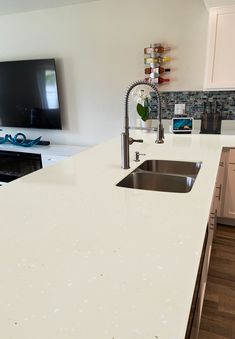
[
  {"left": 116, "top": 159, "right": 202, "bottom": 193},
  {"left": 138, "top": 160, "right": 202, "bottom": 176},
  {"left": 117, "top": 171, "right": 195, "bottom": 193}
]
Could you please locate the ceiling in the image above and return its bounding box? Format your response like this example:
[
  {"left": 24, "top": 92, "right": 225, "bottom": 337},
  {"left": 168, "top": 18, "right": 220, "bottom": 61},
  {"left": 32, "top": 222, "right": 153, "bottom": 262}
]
[{"left": 0, "top": 0, "right": 100, "bottom": 16}]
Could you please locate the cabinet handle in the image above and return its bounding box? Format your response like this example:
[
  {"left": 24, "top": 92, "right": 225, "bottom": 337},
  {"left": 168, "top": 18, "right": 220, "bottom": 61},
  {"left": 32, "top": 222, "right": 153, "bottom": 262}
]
[
  {"left": 219, "top": 161, "right": 224, "bottom": 167},
  {"left": 216, "top": 184, "right": 222, "bottom": 200},
  {"left": 229, "top": 162, "right": 235, "bottom": 165}
]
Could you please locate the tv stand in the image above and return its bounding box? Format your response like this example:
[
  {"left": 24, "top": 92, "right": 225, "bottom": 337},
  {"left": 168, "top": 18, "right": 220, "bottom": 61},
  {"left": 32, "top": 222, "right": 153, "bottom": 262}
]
[
  {"left": 0, "top": 150, "right": 42, "bottom": 183},
  {"left": 0, "top": 143, "right": 88, "bottom": 185}
]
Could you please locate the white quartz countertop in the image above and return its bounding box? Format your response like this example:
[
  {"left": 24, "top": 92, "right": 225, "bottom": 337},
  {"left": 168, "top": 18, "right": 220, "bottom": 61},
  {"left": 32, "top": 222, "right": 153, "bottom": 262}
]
[{"left": 1, "top": 132, "right": 235, "bottom": 339}]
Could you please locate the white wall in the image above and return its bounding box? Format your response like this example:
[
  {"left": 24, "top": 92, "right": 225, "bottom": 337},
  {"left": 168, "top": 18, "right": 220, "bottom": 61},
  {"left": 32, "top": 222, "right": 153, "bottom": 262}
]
[{"left": 0, "top": 0, "right": 208, "bottom": 146}]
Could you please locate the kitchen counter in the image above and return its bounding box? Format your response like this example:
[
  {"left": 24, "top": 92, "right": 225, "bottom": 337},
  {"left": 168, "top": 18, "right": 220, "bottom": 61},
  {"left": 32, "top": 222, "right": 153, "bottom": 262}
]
[{"left": 1, "top": 132, "right": 235, "bottom": 339}]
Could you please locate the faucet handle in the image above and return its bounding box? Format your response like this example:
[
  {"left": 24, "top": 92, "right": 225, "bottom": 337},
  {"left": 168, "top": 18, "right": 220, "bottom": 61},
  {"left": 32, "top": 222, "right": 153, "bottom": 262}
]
[{"left": 129, "top": 137, "right": 143, "bottom": 145}]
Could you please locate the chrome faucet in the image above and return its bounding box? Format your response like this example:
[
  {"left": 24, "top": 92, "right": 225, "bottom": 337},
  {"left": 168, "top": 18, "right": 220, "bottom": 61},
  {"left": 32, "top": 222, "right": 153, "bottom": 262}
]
[{"left": 121, "top": 80, "right": 164, "bottom": 169}]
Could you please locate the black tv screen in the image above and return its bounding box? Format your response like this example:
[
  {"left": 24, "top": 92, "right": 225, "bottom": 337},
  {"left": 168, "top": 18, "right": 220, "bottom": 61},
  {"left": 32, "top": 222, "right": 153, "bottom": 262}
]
[{"left": 0, "top": 58, "right": 62, "bottom": 129}]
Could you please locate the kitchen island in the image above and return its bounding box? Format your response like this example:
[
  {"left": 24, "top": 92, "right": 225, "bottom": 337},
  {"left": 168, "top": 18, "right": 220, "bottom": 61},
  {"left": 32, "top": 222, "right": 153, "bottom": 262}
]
[{"left": 1, "top": 132, "right": 235, "bottom": 339}]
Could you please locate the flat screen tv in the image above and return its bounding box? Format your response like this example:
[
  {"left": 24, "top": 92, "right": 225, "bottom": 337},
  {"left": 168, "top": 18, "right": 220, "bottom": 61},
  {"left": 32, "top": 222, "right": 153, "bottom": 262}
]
[{"left": 0, "top": 58, "right": 62, "bottom": 129}]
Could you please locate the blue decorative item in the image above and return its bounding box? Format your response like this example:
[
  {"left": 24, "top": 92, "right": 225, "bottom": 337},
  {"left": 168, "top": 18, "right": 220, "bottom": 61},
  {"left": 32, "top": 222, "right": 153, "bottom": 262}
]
[{"left": 0, "top": 133, "right": 42, "bottom": 147}]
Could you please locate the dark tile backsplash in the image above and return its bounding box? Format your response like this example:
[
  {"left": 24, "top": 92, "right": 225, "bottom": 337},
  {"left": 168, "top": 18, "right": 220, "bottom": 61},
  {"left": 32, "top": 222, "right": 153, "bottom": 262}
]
[{"left": 149, "top": 91, "right": 235, "bottom": 120}]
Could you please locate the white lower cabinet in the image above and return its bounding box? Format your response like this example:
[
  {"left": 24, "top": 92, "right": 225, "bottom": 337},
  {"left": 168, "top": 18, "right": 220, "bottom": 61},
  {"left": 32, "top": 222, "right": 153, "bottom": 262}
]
[
  {"left": 186, "top": 149, "right": 234, "bottom": 338},
  {"left": 187, "top": 147, "right": 235, "bottom": 338},
  {"left": 186, "top": 198, "right": 217, "bottom": 338},
  {"left": 222, "top": 149, "right": 235, "bottom": 219},
  {"left": 217, "top": 148, "right": 235, "bottom": 223},
  {"left": 215, "top": 149, "right": 227, "bottom": 216}
]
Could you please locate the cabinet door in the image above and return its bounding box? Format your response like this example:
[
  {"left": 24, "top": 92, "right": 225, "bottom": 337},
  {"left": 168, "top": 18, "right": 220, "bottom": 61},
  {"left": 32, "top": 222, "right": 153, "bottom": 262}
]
[
  {"left": 205, "top": 5, "right": 235, "bottom": 89},
  {"left": 188, "top": 223, "right": 214, "bottom": 339},
  {"left": 216, "top": 150, "right": 227, "bottom": 217},
  {"left": 223, "top": 149, "right": 235, "bottom": 218}
]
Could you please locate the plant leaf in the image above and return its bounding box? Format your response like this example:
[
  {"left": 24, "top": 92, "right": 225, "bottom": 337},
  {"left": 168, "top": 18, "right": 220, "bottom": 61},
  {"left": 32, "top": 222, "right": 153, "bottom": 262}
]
[{"left": 137, "top": 103, "right": 149, "bottom": 121}]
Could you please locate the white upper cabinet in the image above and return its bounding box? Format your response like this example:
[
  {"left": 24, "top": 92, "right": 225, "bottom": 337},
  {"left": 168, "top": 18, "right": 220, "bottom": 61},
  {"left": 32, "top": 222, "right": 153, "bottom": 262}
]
[
  {"left": 204, "top": 5, "right": 235, "bottom": 89},
  {"left": 204, "top": 0, "right": 235, "bottom": 9}
]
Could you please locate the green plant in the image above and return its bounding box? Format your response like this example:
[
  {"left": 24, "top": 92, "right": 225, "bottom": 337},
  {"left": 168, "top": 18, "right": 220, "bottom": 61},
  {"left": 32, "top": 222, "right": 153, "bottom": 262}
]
[{"left": 136, "top": 98, "right": 150, "bottom": 121}]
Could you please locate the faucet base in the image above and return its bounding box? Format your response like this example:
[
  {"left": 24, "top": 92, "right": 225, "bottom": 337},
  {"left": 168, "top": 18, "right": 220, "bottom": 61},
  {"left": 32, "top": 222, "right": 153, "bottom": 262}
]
[
  {"left": 155, "top": 123, "right": 164, "bottom": 144},
  {"left": 121, "top": 133, "right": 130, "bottom": 169}
]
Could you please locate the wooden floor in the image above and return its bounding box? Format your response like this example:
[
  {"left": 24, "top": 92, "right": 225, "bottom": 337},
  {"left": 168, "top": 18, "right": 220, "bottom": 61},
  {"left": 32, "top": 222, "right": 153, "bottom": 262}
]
[{"left": 199, "top": 224, "right": 235, "bottom": 339}]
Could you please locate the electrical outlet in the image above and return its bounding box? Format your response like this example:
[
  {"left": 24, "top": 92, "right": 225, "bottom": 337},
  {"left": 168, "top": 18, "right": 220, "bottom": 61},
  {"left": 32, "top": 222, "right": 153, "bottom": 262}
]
[{"left": 174, "top": 104, "right": 185, "bottom": 116}]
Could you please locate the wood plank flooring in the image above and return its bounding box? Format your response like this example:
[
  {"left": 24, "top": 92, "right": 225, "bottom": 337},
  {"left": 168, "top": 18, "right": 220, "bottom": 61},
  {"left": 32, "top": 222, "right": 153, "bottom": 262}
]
[{"left": 199, "top": 224, "right": 235, "bottom": 339}]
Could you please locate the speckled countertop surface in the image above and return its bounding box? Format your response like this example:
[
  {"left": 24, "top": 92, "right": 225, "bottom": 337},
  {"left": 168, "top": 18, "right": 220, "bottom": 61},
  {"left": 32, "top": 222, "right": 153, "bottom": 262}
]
[{"left": 0, "top": 132, "right": 235, "bottom": 339}]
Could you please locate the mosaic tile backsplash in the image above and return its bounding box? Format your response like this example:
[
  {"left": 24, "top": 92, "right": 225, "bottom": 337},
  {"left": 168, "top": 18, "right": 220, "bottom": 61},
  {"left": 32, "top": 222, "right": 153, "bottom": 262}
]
[{"left": 149, "top": 91, "right": 235, "bottom": 120}]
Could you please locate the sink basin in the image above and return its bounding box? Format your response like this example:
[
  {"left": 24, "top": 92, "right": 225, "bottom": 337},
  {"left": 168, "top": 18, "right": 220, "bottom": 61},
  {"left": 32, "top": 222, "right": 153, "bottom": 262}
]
[
  {"left": 139, "top": 160, "right": 201, "bottom": 176},
  {"left": 117, "top": 171, "right": 195, "bottom": 193},
  {"left": 117, "top": 159, "right": 202, "bottom": 193}
]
